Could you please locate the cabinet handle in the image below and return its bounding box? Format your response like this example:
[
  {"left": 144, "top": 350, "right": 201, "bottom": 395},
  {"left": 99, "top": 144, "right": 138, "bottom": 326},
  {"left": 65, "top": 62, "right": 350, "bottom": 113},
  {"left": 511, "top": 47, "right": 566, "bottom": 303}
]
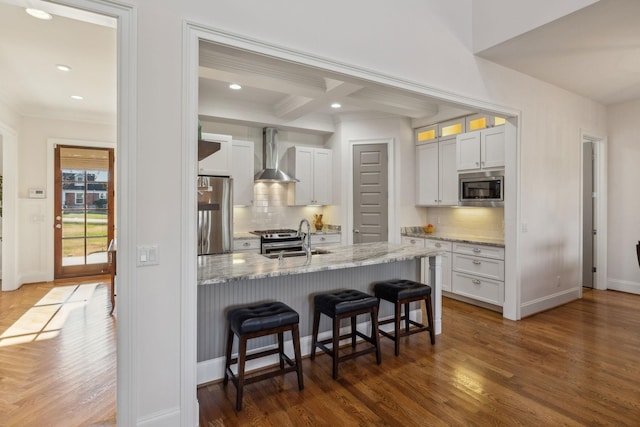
[
  {"left": 476, "top": 162, "right": 480, "bottom": 166},
  {"left": 410, "top": 239, "right": 416, "bottom": 244},
  {"left": 473, "top": 260, "right": 481, "bottom": 265},
  {"left": 435, "top": 243, "right": 441, "bottom": 248},
  {"left": 243, "top": 242, "right": 250, "bottom": 247},
  {"left": 320, "top": 237, "right": 326, "bottom": 241},
  {"left": 472, "top": 248, "right": 481, "bottom": 253},
  {"left": 472, "top": 279, "right": 481, "bottom": 285}
]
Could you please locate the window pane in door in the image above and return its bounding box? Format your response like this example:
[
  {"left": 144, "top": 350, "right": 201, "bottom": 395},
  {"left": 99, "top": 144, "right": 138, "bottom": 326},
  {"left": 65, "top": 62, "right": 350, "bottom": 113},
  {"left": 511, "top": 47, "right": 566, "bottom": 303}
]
[{"left": 60, "top": 147, "right": 110, "bottom": 267}]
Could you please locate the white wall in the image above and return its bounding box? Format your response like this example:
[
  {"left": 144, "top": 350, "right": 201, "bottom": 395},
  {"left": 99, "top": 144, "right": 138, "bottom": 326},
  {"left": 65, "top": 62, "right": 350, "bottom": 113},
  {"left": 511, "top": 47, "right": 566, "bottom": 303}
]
[
  {"left": 15, "top": 117, "right": 114, "bottom": 285},
  {"left": 606, "top": 99, "right": 640, "bottom": 294},
  {"left": 83, "top": 0, "right": 608, "bottom": 424},
  {"left": 472, "top": 0, "right": 600, "bottom": 52}
]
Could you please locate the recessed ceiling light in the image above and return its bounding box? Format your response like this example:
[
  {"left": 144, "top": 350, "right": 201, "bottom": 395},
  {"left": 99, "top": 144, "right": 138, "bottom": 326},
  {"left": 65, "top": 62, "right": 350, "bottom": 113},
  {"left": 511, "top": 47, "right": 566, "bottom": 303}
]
[
  {"left": 229, "top": 83, "right": 242, "bottom": 90},
  {"left": 56, "top": 64, "right": 71, "bottom": 72},
  {"left": 331, "top": 103, "right": 342, "bottom": 109},
  {"left": 26, "top": 8, "right": 52, "bottom": 20},
  {"left": 71, "top": 95, "right": 84, "bottom": 100}
]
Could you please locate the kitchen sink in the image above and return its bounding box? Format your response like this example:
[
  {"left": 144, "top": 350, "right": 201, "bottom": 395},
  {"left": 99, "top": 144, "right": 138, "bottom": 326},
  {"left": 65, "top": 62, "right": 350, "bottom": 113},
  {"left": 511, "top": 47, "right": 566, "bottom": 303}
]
[{"left": 262, "top": 248, "right": 332, "bottom": 259}]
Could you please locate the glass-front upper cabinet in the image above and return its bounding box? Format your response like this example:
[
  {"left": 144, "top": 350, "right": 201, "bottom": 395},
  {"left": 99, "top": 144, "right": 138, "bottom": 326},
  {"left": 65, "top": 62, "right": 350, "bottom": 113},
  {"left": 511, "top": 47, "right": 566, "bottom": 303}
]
[
  {"left": 438, "top": 117, "right": 466, "bottom": 140},
  {"left": 465, "top": 113, "right": 507, "bottom": 131},
  {"left": 415, "top": 124, "right": 438, "bottom": 145}
]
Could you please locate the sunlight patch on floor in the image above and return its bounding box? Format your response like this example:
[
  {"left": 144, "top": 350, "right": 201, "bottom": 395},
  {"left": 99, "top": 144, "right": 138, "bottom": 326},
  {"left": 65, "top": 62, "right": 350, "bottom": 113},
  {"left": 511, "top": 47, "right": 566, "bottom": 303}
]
[{"left": 0, "top": 283, "right": 99, "bottom": 347}]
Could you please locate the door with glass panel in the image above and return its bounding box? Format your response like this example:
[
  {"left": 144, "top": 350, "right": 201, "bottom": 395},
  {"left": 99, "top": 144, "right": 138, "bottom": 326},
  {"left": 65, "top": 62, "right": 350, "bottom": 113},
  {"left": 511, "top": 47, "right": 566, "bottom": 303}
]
[{"left": 54, "top": 145, "right": 114, "bottom": 278}]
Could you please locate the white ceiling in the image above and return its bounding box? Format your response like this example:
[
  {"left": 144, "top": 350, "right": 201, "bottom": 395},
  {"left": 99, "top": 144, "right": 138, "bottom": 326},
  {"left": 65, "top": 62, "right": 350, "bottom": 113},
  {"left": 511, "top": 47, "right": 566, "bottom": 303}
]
[
  {"left": 0, "top": 1, "right": 116, "bottom": 123},
  {"left": 477, "top": 0, "right": 640, "bottom": 106},
  {"left": 0, "top": 0, "right": 637, "bottom": 128}
]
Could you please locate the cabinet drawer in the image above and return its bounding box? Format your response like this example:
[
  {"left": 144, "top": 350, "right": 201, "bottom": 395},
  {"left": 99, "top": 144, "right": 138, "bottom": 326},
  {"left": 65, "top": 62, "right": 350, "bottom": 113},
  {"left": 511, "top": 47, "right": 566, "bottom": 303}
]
[
  {"left": 401, "top": 236, "right": 425, "bottom": 247},
  {"left": 452, "top": 242, "right": 504, "bottom": 260},
  {"left": 452, "top": 272, "right": 504, "bottom": 306},
  {"left": 233, "top": 238, "right": 260, "bottom": 252},
  {"left": 423, "top": 239, "right": 452, "bottom": 252},
  {"left": 452, "top": 253, "right": 504, "bottom": 281},
  {"left": 311, "top": 233, "right": 341, "bottom": 246}
]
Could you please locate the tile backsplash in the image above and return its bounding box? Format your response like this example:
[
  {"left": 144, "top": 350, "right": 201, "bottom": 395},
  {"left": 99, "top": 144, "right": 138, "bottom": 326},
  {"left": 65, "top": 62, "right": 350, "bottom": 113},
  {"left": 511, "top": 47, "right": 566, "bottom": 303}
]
[
  {"left": 233, "top": 182, "right": 325, "bottom": 232},
  {"left": 425, "top": 206, "right": 504, "bottom": 239}
]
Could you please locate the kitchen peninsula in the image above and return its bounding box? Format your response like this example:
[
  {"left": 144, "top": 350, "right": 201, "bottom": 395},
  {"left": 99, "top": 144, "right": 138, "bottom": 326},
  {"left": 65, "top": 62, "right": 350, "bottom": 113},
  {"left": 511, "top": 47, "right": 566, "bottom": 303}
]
[{"left": 196, "top": 241, "right": 444, "bottom": 385}]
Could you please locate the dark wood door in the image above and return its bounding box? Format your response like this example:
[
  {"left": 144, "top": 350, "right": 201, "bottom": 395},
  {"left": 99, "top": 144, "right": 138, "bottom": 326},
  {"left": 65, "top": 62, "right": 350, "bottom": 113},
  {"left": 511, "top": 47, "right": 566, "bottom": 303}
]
[{"left": 54, "top": 145, "right": 115, "bottom": 279}]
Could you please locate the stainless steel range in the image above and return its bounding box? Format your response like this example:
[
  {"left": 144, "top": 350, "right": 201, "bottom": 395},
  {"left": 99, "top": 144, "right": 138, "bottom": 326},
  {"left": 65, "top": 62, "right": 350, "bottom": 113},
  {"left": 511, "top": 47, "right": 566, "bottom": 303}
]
[{"left": 249, "top": 229, "right": 304, "bottom": 254}]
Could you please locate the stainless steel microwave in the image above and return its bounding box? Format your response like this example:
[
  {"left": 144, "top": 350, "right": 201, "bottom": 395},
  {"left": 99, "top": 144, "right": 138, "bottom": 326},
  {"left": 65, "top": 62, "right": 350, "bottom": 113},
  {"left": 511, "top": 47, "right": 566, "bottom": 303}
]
[{"left": 459, "top": 171, "right": 504, "bottom": 207}]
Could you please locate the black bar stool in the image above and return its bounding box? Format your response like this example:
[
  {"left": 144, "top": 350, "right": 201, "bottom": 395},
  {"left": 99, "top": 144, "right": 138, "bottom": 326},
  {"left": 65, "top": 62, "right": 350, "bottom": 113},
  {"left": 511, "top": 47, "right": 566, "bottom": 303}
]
[
  {"left": 223, "top": 301, "right": 304, "bottom": 411},
  {"left": 311, "top": 289, "right": 381, "bottom": 379},
  {"left": 373, "top": 279, "right": 435, "bottom": 356}
]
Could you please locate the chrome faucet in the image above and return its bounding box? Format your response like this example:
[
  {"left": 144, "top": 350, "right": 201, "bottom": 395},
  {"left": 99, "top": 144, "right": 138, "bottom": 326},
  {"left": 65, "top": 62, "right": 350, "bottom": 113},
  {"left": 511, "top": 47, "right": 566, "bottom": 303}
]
[{"left": 298, "top": 218, "right": 312, "bottom": 259}]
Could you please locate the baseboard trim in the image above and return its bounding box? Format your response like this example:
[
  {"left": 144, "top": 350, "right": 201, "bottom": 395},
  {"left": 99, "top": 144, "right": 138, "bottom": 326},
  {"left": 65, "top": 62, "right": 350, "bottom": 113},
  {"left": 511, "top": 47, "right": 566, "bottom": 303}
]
[
  {"left": 520, "top": 287, "right": 581, "bottom": 318},
  {"left": 607, "top": 279, "right": 640, "bottom": 295},
  {"left": 136, "top": 406, "right": 181, "bottom": 427}
]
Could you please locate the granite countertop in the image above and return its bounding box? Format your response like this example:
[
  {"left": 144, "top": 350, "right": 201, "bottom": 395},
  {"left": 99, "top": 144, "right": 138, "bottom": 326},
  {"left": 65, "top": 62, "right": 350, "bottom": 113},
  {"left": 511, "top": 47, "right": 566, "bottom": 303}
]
[
  {"left": 198, "top": 241, "right": 443, "bottom": 285},
  {"left": 402, "top": 228, "right": 504, "bottom": 247}
]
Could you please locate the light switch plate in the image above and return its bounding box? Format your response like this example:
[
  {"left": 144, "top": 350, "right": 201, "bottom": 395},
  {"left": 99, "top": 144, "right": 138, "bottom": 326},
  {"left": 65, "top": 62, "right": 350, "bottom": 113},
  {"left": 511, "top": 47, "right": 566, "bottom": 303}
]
[{"left": 137, "top": 245, "right": 159, "bottom": 266}]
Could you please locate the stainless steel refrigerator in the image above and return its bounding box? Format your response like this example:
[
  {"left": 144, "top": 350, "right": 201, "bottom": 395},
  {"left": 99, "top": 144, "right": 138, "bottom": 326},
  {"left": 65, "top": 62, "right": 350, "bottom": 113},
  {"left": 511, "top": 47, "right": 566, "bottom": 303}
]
[{"left": 197, "top": 175, "right": 233, "bottom": 255}]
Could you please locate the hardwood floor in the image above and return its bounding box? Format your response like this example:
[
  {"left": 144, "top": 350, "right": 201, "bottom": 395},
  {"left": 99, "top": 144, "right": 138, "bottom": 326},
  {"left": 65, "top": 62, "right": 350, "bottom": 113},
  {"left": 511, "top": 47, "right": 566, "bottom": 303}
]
[
  {"left": 2, "top": 283, "right": 638, "bottom": 426},
  {"left": 198, "top": 289, "right": 640, "bottom": 426},
  {"left": 0, "top": 277, "right": 116, "bottom": 427}
]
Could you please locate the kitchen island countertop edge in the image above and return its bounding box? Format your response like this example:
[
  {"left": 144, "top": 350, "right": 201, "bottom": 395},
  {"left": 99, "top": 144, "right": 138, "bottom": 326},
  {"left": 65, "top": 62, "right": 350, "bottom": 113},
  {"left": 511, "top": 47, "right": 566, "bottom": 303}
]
[{"left": 198, "top": 241, "right": 443, "bottom": 285}]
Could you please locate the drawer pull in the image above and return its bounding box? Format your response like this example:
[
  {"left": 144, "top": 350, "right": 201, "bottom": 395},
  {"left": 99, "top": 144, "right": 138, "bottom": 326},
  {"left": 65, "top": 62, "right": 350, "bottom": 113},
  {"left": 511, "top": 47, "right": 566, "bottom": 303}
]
[
  {"left": 472, "top": 260, "right": 481, "bottom": 265},
  {"left": 435, "top": 243, "right": 442, "bottom": 248},
  {"left": 472, "top": 279, "right": 481, "bottom": 285},
  {"left": 243, "top": 242, "right": 250, "bottom": 247},
  {"left": 472, "top": 248, "right": 482, "bottom": 253},
  {"left": 320, "top": 237, "right": 326, "bottom": 241},
  {"left": 410, "top": 239, "right": 416, "bottom": 244}
]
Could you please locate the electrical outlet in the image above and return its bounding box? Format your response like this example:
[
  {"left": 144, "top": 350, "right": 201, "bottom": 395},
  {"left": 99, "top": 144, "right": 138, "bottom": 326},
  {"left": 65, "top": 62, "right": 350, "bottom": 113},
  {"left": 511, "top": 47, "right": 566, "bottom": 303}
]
[
  {"left": 437, "top": 216, "right": 441, "bottom": 224},
  {"left": 556, "top": 276, "right": 561, "bottom": 287},
  {"left": 521, "top": 222, "right": 528, "bottom": 233}
]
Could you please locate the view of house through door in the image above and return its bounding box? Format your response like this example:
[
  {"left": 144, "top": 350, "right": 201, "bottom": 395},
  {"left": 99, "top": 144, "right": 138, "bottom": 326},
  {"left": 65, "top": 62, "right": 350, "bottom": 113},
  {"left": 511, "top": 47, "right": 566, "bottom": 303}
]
[
  {"left": 352, "top": 143, "right": 388, "bottom": 243},
  {"left": 54, "top": 145, "right": 114, "bottom": 279}
]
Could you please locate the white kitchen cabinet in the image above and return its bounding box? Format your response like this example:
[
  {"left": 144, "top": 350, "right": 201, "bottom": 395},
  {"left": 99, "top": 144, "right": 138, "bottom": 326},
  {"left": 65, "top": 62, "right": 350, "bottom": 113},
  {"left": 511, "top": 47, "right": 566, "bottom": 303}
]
[
  {"left": 451, "top": 242, "right": 505, "bottom": 306},
  {"left": 287, "top": 146, "right": 332, "bottom": 205},
  {"left": 456, "top": 127, "right": 505, "bottom": 172},
  {"left": 438, "top": 117, "right": 466, "bottom": 139},
  {"left": 231, "top": 140, "right": 254, "bottom": 206},
  {"left": 415, "top": 124, "right": 438, "bottom": 145},
  {"left": 199, "top": 133, "right": 232, "bottom": 176},
  {"left": 465, "top": 113, "right": 507, "bottom": 132},
  {"left": 311, "top": 233, "right": 340, "bottom": 247},
  {"left": 415, "top": 139, "right": 457, "bottom": 206},
  {"left": 401, "top": 235, "right": 425, "bottom": 247},
  {"left": 424, "top": 239, "right": 452, "bottom": 292},
  {"left": 232, "top": 238, "right": 260, "bottom": 253}
]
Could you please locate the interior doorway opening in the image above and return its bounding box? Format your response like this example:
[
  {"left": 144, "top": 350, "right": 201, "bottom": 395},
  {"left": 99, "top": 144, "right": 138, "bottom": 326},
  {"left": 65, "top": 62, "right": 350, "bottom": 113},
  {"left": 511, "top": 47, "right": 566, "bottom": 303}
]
[{"left": 581, "top": 133, "right": 607, "bottom": 291}]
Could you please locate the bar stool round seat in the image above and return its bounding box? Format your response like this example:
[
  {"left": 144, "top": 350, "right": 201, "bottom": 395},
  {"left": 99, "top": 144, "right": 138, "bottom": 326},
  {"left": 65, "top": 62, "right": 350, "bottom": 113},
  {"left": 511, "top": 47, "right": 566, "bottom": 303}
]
[
  {"left": 373, "top": 279, "right": 435, "bottom": 356},
  {"left": 223, "top": 301, "right": 304, "bottom": 411},
  {"left": 311, "top": 289, "right": 381, "bottom": 379}
]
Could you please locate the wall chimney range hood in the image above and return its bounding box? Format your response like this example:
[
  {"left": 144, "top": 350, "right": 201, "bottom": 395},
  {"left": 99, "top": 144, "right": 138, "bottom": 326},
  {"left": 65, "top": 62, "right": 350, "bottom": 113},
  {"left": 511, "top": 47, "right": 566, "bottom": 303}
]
[{"left": 254, "top": 127, "right": 298, "bottom": 183}]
